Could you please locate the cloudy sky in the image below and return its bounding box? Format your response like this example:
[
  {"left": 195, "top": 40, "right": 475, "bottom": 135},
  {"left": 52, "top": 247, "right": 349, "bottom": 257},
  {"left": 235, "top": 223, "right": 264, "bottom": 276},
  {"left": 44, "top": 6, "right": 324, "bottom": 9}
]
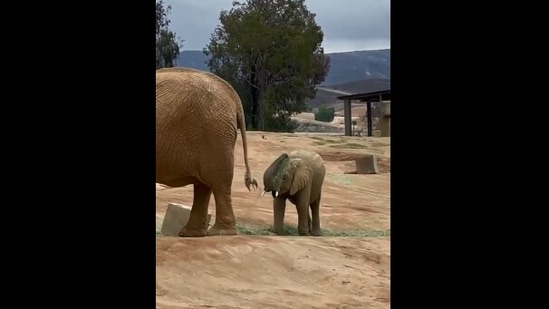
[{"left": 162, "top": 0, "right": 390, "bottom": 53}]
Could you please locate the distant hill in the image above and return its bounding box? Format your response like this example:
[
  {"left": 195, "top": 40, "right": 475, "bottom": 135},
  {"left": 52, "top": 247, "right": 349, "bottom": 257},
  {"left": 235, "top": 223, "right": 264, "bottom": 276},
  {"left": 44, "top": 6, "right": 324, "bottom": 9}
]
[
  {"left": 321, "top": 49, "right": 390, "bottom": 85},
  {"left": 174, "top": 49, "right": 390, "bottom": 86},
  {"left": 306, "top": 78, "right": 391, "bottom": 108},
  {"left": 175, "top": 50, "right": 209, "bottom": 72}
]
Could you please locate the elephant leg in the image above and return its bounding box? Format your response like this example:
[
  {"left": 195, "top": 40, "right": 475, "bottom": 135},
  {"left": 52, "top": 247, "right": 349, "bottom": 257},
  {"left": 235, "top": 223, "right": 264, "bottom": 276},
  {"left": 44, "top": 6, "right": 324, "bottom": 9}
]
[
  {"left": 273, "top": 197, "right": 287, "bottom": 235},
  {"left": 179, "top": 182, "right": 212, "bottom": 237},
  {"left": 310, "top": 195, "right": 322, "bottom": 236},
  {"left": 207, "top": 186, "right": 237, "bottom": 236},
  {"left": 295, "top": 196, "right": 311, "bottom": 236}
]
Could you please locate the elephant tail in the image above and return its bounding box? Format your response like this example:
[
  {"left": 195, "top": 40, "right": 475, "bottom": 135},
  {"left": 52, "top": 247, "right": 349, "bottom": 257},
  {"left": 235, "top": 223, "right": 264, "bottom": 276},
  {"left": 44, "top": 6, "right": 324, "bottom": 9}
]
[{"left": 237, "top": 108, "right": 258, "bottom": 192}]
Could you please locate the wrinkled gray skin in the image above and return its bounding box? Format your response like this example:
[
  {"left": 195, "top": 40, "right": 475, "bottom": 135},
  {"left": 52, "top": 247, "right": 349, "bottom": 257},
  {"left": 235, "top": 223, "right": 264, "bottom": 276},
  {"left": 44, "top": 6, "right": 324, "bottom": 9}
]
[
  {"left": 156, "top": 67, "right": 258, "bottom": 237},
  {"left": 262, "top": 149, "right": 326, "bottom": 236}
]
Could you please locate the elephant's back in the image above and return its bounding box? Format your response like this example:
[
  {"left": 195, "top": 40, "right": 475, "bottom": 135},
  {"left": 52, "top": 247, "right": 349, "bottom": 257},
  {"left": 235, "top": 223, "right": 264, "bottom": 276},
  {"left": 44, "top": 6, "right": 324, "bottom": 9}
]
[
  {"left": 290, "top": 150, "right": 326, "bottom": 187},
  {"left": 157, "top": 68, "right": 238, "bottom": 114},
  {"left": 157, "top": 68, "right": 239, "bottom": 125},
  {"left": 156, "top": 67, "right": 239, "bottom": 159},
  {"left": 156, "top": 67, "right": 239, "bottom": 95},
  {"left": 156, "top": 67, "right": 241, "bottom": 106},
  {"left": 290, "top": 150, "right": 324, "bottom": 165}
]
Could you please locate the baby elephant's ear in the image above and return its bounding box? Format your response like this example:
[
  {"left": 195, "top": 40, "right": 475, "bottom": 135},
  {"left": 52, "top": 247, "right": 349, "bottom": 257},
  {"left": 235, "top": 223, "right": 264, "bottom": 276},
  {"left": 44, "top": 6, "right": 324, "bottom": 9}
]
[{"left": 289, "top": 159, "right": 309, "bottom": 196}]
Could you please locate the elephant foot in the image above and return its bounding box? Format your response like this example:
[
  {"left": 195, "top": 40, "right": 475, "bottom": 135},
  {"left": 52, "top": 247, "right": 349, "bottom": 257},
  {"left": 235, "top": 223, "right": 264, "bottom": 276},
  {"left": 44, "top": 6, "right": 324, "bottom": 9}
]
[
  {"left": 310, "top": 229, "right": 322, "bottom": 236},
  {"left": 178, "top": 227, "right": 207, "bottom": 237},
  {"left": 206, "top": 224, "right": 237, "bottom": 236},
  {"left": 298, "top": 231, "right": 311, "bottom": 236}
]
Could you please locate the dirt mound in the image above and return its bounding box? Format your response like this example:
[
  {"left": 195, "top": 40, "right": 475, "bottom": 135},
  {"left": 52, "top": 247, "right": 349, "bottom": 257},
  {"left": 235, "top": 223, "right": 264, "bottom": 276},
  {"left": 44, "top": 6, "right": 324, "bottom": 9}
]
[{"left": 157, "top": 236, "right": 390, "bottom": 309}]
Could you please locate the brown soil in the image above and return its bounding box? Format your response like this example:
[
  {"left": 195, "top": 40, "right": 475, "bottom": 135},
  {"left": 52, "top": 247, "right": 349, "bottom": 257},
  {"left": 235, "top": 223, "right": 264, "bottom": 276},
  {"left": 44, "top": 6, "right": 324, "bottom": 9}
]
[{"left": 156, "top": 132, "right": 390, "bottom": 308}]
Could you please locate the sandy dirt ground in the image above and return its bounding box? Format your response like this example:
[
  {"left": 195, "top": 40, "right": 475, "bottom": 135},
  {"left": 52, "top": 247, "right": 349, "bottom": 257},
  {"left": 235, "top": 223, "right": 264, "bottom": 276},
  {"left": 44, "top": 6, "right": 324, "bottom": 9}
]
[{"left": 156, "top": 132, "right": 390, "bottom": 308}]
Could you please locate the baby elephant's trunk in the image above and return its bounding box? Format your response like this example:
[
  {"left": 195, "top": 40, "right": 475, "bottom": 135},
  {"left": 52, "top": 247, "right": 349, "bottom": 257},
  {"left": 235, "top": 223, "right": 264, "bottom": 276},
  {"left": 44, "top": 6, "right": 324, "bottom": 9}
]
[{"left": 262, "top": 153, "right": 289, "bottom": 197}]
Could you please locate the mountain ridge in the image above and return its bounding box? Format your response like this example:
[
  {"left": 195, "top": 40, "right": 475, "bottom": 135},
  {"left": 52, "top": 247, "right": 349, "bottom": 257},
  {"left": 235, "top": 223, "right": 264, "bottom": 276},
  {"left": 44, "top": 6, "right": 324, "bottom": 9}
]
[{"left": 174, "top": 49, "right": 390, "bottom": 86}]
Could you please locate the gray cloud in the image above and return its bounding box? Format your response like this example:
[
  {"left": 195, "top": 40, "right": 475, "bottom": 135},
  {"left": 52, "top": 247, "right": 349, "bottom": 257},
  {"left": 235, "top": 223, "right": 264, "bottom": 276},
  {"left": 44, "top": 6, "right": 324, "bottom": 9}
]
[{"left": 163, "top": 0, "right": 390, "bottom": 53}]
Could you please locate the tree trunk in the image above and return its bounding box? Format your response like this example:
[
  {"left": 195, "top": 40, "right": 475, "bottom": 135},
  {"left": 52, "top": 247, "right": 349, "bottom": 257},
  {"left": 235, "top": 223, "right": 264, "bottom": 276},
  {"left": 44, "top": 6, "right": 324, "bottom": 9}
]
[
  {"left": 250, "top": 64, "right": 262, "bottom": 130},
  {"left": 259, "top": 98, "right": 265, "bottom": 131}
]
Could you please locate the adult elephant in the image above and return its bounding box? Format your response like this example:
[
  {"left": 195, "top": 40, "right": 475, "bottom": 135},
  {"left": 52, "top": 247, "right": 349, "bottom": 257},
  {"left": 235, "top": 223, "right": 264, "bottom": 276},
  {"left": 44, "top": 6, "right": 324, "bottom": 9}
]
[
  {"left": 156, "top": 67, "right": 258, "bottom": 237},
  {"left": 262, "top": 150, "right": 326, "bottom": 236}
]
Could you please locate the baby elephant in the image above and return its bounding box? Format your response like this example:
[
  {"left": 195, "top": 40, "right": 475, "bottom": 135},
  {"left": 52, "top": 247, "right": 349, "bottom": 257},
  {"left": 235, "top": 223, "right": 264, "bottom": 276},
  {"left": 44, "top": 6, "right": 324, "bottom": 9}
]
[{"left": 262, "top": 149, "right": 326, "bottom": 236}]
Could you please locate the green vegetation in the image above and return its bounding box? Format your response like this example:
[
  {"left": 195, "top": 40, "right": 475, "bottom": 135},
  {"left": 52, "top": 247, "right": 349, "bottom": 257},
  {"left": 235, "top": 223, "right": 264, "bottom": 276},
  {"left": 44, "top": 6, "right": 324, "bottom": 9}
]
[
  {"left": 330, "top": 142, "right": 367, "bottom": 149},
  {"left": 204, "top": 0, "right": 331, "bottom": 132},
  {"left": 326, "top": 174, "right": 355, "bottom": 186},
  {"left": 156, "top": 225, "right": 389, "bottom": 237},
  {"left": 156, "top": 1, "right": 183, "bottom": 69},
  {"left": 309, "top": 136, "right": 339, "bottom": 146},
  {"left": 310, "top": 136, "right": 364, "bottom": 147},
  {"left": 236, "top": 224, "right": 390, "bottom": 237},
  {"left": 315, "top": 106, "right": 335, "bottom": 122}
]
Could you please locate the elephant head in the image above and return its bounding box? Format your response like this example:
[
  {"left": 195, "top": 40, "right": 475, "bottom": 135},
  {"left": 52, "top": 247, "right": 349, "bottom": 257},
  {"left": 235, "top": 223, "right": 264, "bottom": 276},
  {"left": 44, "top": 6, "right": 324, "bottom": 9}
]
[{"left": 262, "top": 153, "right": 310, "bottom": 198}]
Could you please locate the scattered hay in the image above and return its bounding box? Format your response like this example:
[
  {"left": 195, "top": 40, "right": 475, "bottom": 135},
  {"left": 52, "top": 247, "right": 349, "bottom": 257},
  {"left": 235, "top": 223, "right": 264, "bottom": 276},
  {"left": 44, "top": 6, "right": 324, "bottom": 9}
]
[
  {"left": 237, "top": 224, "right": 389, "bottom": 237},
  {"left": 330, "top": 143, "right": 368, "bottom": 149},
  {"left": 156, "top": 222, "right": 389, "bottom": 238}
]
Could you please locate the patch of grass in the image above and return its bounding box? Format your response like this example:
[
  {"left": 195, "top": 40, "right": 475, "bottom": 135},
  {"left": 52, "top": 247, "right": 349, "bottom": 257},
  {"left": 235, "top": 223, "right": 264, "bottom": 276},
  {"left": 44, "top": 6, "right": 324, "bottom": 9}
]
[
  {"left": 371, "top": 142, "right": 388, "bottom": 148},
  {"left": 330, "top": 142, "right": 367, "bottom": 149},
  {"left": 155, "top": 222, "right": 389, "bottom": 238},
  {"left": 324, "top": 229, "right": 390, "bottom": 237},
  {"left": 310, "top": 137, "right": 339, "bottom": 143},
  {"left": 236, "top": 225, "right": 277, "bottom": 235},
  {"left": 326, "top": 174, "right": 355, "bottom": 186},
  {"left": 236, "top": 224, "right": 390, "bottom": 237},
  {"left": 311, "top": 137, "right": 340, "bottom": 146},
  {"left": 156, "top": 217, "right": 163, "bottom": 236}
]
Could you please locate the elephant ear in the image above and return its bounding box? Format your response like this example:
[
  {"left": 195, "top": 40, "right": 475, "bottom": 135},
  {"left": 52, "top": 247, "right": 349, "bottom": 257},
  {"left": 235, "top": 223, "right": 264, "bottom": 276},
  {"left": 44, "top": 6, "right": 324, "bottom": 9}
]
[{"left": 289, "top": 159, "right": 310, "bottom": 196}]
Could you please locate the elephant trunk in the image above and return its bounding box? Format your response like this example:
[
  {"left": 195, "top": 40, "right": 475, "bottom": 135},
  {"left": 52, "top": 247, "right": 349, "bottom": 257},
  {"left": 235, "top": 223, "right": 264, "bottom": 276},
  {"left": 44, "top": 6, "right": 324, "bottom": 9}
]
[
  {"left": 263, "top": 153, "right": 290, "bottom": 198},
  {"left": 263, "top": 164, "right": 278, "bottom": 192}
]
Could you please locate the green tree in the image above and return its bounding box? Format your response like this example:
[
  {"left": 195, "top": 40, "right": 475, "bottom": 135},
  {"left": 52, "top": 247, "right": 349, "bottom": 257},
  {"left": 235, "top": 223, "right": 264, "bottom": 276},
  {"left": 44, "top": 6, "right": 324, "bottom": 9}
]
[
  {"left": 315, "top": 106, "right": 335, "bottom": 122},
  {"left": 156, "top": 1, "right": 183, "bottom": 69},
  {"left": 204, "top": 0, "right": 330, "bottom": 131}
]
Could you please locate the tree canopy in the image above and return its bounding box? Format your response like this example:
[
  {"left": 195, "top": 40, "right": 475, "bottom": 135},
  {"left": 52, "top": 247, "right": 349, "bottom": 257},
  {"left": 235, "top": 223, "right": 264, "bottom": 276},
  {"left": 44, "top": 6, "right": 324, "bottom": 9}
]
[
  {"left": 156, "top": 1, "right": 183, "bottom": 69},
  {"left": 204, "top": 0, "right": 330, "bottom": 131},
  {"left": 315, "top": 106, "right": 335, "bottom": 122}
]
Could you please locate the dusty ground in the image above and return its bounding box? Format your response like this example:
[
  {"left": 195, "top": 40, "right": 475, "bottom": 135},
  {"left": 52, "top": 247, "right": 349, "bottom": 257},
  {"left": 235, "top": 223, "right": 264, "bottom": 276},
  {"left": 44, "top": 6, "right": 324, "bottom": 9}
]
[{"left": 156, "top": 132, "right": 390, "bottom": 308}]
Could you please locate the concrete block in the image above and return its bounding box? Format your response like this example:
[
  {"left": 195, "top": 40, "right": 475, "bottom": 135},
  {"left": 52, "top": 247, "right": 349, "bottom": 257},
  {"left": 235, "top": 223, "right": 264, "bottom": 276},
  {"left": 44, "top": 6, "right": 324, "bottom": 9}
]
[
  {"left": 372, "top": 130, "right": 382, "bottom": 137},
  {"left": 160, "top": 203, "right": 212, "bottom": 236},
  {"left": 380, "top": 102, "right": 391, "bottom": 116},
  {"left": 355, "top": 155, "right": 379, "bottom": 174},
  {"left": 374, "top": 116, "right": 390, "bottom": 137}
]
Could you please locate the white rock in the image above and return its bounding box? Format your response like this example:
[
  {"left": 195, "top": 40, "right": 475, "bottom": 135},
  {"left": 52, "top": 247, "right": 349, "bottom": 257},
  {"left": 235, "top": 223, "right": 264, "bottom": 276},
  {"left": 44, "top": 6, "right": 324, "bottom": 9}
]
[{"left": 160, "top": 203, "right": 212, "bottom": 236}]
